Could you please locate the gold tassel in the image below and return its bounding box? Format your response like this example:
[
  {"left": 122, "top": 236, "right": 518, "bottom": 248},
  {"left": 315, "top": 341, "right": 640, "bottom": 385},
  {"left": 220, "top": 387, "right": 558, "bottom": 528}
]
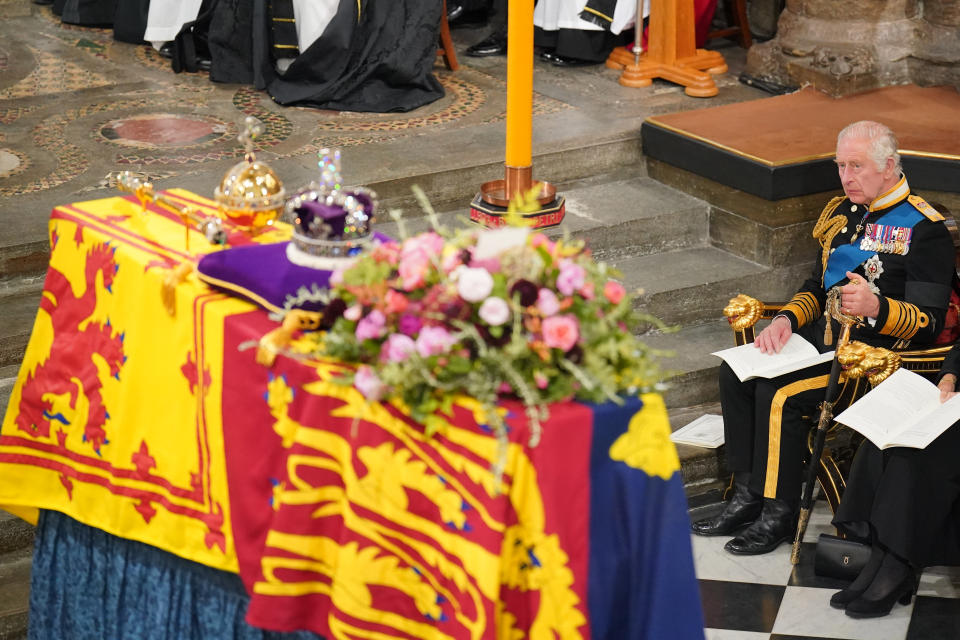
[
  {"left": 161, "top": 262, "right": 194, "bottom": 317},
  {"left": 256, "top": 310, "right": 323, "bottom": 367},
  {"left": 823, "top": 311, "right": 833, "bottom": 346}
]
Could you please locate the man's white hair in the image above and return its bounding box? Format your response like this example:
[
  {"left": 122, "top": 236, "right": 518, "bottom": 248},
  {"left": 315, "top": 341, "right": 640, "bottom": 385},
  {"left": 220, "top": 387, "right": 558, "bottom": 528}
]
[{"left": 837, "top": 120, "right": 902, "bottom": 174}]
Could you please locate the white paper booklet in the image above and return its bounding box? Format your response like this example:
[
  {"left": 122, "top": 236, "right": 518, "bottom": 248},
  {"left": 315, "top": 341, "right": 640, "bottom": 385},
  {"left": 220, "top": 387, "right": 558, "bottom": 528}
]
[
  {"left": 711, "top": 334, "right": 835, "bottom": 382},
  {"left": 670, "top": 414, "right": 725, "bottom": 448},
  {"left": 833, "top": 367, "right": 960, "bottom": 449}
]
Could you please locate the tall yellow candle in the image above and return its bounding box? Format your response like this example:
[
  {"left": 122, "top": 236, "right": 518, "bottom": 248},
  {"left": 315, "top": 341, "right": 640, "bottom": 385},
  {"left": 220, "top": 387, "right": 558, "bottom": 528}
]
[{"left": 505, "top": 0, "right": 534, "bottom": 169}]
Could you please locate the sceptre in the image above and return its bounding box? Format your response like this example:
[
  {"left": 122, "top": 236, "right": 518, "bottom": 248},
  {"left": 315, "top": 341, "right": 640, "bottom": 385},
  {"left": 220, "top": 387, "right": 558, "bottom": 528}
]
[{"left": 790, "top": 285, "right": 862, "bottom": 564}]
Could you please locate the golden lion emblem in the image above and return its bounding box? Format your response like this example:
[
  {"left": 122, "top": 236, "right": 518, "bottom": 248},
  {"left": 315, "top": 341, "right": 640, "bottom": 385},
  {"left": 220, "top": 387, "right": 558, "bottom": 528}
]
[
  {"left": 837, "top": 341, "right": 901, "bottom": 386},
  {"left": 723, "top": 294, "right": 764, "bottom": 331}
]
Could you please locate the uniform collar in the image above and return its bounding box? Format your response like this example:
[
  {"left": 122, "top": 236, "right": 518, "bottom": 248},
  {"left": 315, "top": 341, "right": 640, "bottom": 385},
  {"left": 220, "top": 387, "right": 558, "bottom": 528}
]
[{"left": 868, "top": 175, "right": 909, "bottom": 212}]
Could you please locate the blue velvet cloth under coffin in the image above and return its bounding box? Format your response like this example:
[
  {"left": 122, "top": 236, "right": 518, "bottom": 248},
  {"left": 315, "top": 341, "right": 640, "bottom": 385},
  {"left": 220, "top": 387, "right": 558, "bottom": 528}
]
[
  {"left": 28, "top": 510, "right": 324, "bottom": 640},
  {"left": 196, "top": 234, "right": 390, "bottom": 314}
]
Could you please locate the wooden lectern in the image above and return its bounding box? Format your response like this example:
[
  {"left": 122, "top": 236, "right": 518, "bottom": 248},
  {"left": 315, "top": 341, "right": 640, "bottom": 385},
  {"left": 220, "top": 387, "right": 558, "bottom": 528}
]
[{"left": 608, "top": 0, "right": 727, "bottom": 97}]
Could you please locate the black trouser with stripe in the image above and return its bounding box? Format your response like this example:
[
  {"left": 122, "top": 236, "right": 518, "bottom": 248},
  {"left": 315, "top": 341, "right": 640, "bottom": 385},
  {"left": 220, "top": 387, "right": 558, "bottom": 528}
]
[{"left": 719, "top": 359, "right": 834, "bottom": 508}]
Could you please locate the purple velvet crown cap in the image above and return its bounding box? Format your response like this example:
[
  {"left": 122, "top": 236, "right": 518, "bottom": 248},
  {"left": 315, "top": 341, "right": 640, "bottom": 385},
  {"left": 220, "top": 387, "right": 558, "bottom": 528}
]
[{"left": 296, "top": 200, "right": 347, "bottom": 238}]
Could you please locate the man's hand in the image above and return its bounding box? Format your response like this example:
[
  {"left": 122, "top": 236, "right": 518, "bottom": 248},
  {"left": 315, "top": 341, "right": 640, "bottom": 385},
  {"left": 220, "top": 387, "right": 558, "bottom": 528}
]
[
  {"left": 841, "top": 272, "right": 881, "bottom": 318},
  {"left": 940, "top": 374, "right": 957, "bottom": 403},
  {"left": 755, "top": 315, "right": 792, "bottom": 354}
]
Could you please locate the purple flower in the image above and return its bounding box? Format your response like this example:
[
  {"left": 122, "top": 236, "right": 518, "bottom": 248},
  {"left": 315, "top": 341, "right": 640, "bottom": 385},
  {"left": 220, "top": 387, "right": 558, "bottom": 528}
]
[
  {"left": 398, "top": 313, "right": 423, "bottom": 336},
  {"left": 478, "top": 297, "right": 510, "bottom": 326},
  {"left": 416, "top": 325, "right": 455, "bottom": 357},
  {"left": 381, "top": 333, "right": 416, "bottom": 363},
  {"left": 320, "top": 298, "right": 347, "bottom": 330},
  {"left": 509, "top": 279, "right": 539, "bottom": 307},
  {"left": 354, "top": 365, "right": 386, "bottom": 401},
  {"left": 355, "top": 310, "right": 386, "bottom": 341},
  {"left": 537, "top": 288, "right": 560, "bottom": 316},
  {"left": 556, "top": 260, "right": 586, "bottom": 296}
]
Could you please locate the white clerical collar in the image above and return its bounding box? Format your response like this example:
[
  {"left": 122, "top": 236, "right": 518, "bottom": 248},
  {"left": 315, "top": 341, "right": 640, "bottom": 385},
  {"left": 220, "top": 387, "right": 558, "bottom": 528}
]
[{"left": 869, "top": 175, "right": 909, "bottom": 212}]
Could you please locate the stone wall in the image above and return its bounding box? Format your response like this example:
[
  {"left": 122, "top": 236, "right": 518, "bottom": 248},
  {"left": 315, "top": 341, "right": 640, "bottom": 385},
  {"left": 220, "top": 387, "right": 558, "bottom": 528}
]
[{"left": 745, "top": 0, "right": 960, "bottom": 95}]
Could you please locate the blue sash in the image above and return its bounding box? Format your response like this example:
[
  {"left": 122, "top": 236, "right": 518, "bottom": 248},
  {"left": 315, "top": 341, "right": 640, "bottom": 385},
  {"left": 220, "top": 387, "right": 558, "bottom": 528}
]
[{"left": 823, "top": 202, "right": 924, "bottom": 288}]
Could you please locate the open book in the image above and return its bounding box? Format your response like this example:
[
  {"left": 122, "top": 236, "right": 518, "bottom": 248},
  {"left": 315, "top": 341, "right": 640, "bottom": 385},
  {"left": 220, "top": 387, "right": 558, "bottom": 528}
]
[
  {"left": 833, "top": 368, "right": 960, "bottom": 449},
  {"left": 711, "top": 334, "right": 835, "bottom": 382}
]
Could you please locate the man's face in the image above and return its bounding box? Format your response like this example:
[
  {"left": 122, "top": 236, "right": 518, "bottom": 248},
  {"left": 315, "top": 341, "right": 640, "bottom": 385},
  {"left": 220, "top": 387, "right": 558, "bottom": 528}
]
[{"left": 835, "top": 136, "right": 895, "bottom": 205}]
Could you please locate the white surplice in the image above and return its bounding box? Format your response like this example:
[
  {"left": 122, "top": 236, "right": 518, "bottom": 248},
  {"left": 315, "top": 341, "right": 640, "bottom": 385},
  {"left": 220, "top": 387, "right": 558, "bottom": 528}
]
[
  {"left": 292, "top": 0, "right": 340, "bottom": 51},
  {"left": 144, "top": 0, "right": 203, "bottom": 46},
  {"left": 533, "top": 0, "right": 649, "bottom": 35}
]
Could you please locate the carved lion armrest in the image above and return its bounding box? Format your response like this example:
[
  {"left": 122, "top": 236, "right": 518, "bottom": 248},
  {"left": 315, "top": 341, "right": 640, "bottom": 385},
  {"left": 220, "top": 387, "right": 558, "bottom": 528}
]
[{"left": 723, "top": 294, "right": 785, "bottom": 346}]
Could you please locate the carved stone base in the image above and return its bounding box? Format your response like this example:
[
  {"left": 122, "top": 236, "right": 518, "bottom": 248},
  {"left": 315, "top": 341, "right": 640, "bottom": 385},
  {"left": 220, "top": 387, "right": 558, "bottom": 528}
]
[{"left": 745, "top": 0, "right": 960, "bottom": 96}]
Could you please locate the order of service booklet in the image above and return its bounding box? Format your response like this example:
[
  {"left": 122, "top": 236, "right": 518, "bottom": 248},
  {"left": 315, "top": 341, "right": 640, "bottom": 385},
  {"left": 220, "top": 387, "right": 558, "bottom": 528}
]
[
  {"left": 833, "top": 367, "right": 960, "bottom": 449},
  {"left": 711, "top": 334, "right": 835, "bottom": 382}
]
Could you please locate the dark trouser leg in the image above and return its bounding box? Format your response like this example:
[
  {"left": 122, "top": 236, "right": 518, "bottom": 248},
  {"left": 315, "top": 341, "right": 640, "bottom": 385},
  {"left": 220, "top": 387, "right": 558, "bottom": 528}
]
[{"left": 724, "top": 362, "right": 832, "bottom": 554}]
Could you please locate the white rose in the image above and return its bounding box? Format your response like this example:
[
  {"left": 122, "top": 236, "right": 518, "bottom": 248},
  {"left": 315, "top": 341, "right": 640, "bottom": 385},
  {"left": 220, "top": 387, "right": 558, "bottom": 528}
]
[
  {"left": 457, "top": 267, "right": 494, "bottom": 303},
  {"left": 478, "top": 297, "right": 511, "bottom": 326}
]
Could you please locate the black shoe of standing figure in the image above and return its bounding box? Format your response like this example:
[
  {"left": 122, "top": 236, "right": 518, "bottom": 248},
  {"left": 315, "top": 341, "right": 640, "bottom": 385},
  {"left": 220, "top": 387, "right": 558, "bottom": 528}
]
[
  {"left": 724, "top": 498, "right": 796, "bottom": 555},
  {"left": 539, "top": 51, "right": 599, "bottom": 67},
  {"left": 447, "top": 2, "right": 464, "bottom": 21},
  {"left": 158, "top": 42, "right": 175, "bottom": 59},
  {"left": 691, "top": 482, "right": 762, "bottom": 536},
  {"left": 466, "top": 31, "right": 507, "bottom": 57}
]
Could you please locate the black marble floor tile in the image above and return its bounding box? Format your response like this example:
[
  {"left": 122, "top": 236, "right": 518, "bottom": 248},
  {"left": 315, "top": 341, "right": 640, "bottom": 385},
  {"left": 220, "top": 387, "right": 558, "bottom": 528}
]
[
  {"left": 905, "top": 595, "right": 960, "bottom": 640},
  {"left": 770, "top": 635, "right": 848, "bottom": 640},
  {"left": 699, "top": 579, "right": 785, "bottom": 633}
]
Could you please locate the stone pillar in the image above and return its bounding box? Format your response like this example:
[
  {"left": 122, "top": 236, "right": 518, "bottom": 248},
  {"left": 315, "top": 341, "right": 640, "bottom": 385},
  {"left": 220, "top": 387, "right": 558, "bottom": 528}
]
[{"left": 745, "top": 0, "right": 960, "bottom": 96}]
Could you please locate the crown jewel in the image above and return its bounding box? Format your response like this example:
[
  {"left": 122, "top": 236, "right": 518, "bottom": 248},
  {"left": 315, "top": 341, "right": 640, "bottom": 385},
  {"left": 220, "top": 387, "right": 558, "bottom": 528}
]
[{"left": 284, "top": 148, "right": 378, "bottom": 266}]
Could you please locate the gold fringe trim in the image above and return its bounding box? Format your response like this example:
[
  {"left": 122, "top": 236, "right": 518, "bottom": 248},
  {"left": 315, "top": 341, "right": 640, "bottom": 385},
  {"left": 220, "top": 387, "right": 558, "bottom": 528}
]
[
  {"left": 812, "top": 196, "right": 847, "bottom": 286},
  {"left": 161, "top": 262, "right": 194, "bottom": 317}
]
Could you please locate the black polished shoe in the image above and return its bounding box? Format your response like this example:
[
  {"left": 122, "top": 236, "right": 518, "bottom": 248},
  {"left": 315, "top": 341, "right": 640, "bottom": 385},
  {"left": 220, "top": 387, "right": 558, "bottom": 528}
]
[
  {"left": 691, "top": 482, "right": 762, "bottom": 536},
  {"left": 543, "top": 52, "right": 599, "bottom": 67},
  {"left": 447, "top": 2, "right": 464, "bottom": 21},
  {"left": 449, "top": 8, "right": 490, "bottom": 29},
  {"left": 197, "top": 57, "right": 212, "bottom": 72},
  {"left": 466, "top": 32, "right": 506, "bottom": 57},
  {"left": 158, "top": 42, "right": 174, "bottom": 59},
  {"left": 724, "top": 498, "right": 796, "bottom": 555},
  {"left": 845, "top": 573, "right": 915, "bottom": 618}
]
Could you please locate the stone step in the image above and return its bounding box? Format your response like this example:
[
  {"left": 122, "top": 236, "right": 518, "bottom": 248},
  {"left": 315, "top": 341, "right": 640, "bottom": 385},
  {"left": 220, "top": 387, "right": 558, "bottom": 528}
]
[
  {"left": 0, "top": 366, "right": 18, "bottom": 421},
  {"left": 0, "top": 291, "right": 41, "bottom": 371},
  {"left": 0, "top": 511, "right": 33, "bottom": 557},
  {"left": 616, "top": 246, "right": 809, "bottom": 328},
  {"left": 645, "top": 318, "right": 733, "bottom": 408},
  {"left": 669, "top": 402, "right": 728, "bottom": 499},
  {"left": 0, "top": 546, "right": 31, "bottom": 640}
]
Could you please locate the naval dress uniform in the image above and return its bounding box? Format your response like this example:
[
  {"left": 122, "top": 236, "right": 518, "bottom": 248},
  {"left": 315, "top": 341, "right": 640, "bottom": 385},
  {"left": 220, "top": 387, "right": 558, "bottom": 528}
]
[
  {"left": 833, "top": 341, "right": 960, "bottom": 568},
  {"left": 720, "top": 176, "right": 955, "bottom": 507}
]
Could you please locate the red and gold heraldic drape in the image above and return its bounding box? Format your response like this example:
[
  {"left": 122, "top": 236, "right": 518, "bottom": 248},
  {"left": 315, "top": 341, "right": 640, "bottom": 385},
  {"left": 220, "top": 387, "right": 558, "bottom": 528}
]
[
  {"left": 223, "top": 312, "right": 705, "bottom": 640},
  {"left": 0, "top": 190, "right": 286, "bottom": 572}
]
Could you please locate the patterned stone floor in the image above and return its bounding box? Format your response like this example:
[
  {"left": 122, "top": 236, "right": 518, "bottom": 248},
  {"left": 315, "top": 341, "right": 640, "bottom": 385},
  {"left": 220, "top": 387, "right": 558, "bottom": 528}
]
[{"left": 0, "top": 0, "right": 763, "bottom": 258}]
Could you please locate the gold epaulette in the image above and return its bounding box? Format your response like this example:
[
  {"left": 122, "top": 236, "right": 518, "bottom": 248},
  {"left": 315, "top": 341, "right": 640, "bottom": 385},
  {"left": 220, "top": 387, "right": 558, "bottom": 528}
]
[
  {"left": 907, "top": 195, "right": 944, "bottom": 221},
  {"left": 812, "top": 196, "right": 847, "bottom": 284},
  {"left": 811, "top": 196, "right": 846, "bottom": 243}
]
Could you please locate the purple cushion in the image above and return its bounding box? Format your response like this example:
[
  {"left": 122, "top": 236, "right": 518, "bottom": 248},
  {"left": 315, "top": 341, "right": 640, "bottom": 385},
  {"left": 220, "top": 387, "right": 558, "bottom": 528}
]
[{"left": 196, "top": 235, "right": 389, "bottom": 313}]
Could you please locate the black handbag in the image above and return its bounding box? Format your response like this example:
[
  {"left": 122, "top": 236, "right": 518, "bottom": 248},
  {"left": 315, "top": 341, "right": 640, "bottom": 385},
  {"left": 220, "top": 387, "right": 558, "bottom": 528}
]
[{"left": 814, "top": 533, "right": 871, "bottom": 581}]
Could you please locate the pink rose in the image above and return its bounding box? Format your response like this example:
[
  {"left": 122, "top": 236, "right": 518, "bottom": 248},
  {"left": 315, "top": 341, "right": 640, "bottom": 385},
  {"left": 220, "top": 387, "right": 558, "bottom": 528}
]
[
  {"left": 604, "top": 280, "right": 626, "bottom": 304},
  {"left": 403, "top": 232, "right": 445, "bottom": 259},
  {"left": 556, "top": 260, "right": 586, "bottom": 296},
  {"left": 537, "top": 288, "right": 560, "bottom": 316},
  {"left": 354, "top": 365, "right": 386, "bottom": 401},
  {"left": 381, "top": 333, "right": 416, "bottom": 363},
  {"left": 415, "top": 325, "right": 455, "bottom": 357},
  {"left": 542, "top": 314, "right": 580, "bottom": 352},
  {"left": 456, "top": 267, "right": 494, "bottom": 303},
  {"left": 355, "top": 310, "right": 386, "bottom": 341},
  {"left": 398, "top": 249, "right": 431, "bottom": 291},
  {"left": 344, "top": 304, "right": 363, "bottom": 322},
  {"left": 384, "top": 289, "right": 409, "bottom": 314},
  {"left": 478, "top": 297, "right": 510, "bottom": 326}
]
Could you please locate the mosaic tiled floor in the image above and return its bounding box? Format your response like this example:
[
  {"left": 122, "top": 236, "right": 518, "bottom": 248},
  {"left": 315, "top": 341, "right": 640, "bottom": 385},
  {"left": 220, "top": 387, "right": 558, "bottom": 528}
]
[{"left": 692, "top": 498, "right": 960, "bottom": 640}]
